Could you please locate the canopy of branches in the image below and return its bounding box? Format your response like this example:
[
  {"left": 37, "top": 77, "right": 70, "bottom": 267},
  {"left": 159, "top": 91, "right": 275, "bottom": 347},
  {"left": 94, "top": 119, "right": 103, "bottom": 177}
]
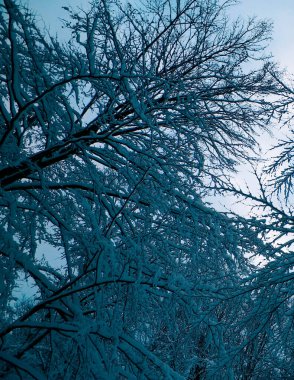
[{"left": 0, "top": 0, "right": 293, "bottom": 379}]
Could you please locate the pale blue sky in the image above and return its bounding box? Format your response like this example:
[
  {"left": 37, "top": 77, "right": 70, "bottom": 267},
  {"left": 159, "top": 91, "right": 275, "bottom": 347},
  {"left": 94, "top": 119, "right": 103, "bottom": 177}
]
[
  {"left": 234, "top": 0, "right": 294, "bottom": 72},
  {"left": 23, "top": 0, "right": 294, "bottom": 73}
]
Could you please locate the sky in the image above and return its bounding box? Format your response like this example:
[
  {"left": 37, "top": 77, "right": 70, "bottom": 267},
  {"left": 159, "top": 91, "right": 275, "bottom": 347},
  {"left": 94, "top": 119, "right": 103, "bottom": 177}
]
[
  {"left": 22, "top": 0, "right": 294, "bottom": 73},
  {"left": 234, "top": 0, "right": 294, "bottom": 73}
]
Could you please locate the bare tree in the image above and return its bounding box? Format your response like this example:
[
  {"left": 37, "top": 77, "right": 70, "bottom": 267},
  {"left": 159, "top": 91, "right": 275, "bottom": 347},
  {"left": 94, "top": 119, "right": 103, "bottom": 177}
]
[
  {"left": 208, "top": 133, "right": 294, "bottom": 377},
  {"left": 0, "top": 0, "right": 290, "bottom": 378}
]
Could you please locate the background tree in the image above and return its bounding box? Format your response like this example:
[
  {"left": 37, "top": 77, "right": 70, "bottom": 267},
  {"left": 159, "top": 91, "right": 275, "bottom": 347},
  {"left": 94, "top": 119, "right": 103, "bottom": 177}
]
[
  {"left": 209, "top": 77, "right": 294, "bottom": 378},
  {"left": 0, "top": 0, "right": 291, "bottom": 378}
]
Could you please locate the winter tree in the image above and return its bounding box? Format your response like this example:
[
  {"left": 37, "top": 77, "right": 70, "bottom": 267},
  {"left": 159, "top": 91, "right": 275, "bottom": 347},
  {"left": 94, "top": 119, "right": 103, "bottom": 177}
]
[{"left": 0, "top": 0, "right": 292, "bottom": 378}]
